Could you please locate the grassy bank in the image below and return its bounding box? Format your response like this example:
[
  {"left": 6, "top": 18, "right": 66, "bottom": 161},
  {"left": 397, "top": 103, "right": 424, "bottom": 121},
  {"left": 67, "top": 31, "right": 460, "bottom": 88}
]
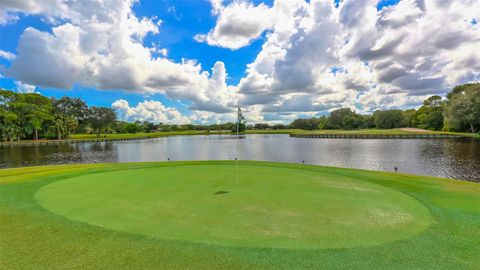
[
  {"left": 0, "top": 130, "right": 303, "bottom": 146},
  {"left": 70, "top": 129, "right": 303, "bottom": 139},
  {"left": 289, "top": 128, "right": 480, "bottom": 138},
  {"left": 1, "top": 161, "right": 479, "bottom": 269},
  {"left": 1, "top": 128, "right": 477, "bottom": 146},
  {"left": 69, "top": 128, "right": 480, "bottom": 138}
]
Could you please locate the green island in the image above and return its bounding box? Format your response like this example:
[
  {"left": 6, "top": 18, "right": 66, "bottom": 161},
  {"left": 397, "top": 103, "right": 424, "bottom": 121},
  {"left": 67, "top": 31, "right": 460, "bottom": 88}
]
[
  {"left": 1, "top": 161, "right": 479, "bottom": 269},
  {"left": 1, "top": 83, "right": 479, "bottom": 145},
  {"left": 1, "top": 128, "right": 477, "bottom": 147}
]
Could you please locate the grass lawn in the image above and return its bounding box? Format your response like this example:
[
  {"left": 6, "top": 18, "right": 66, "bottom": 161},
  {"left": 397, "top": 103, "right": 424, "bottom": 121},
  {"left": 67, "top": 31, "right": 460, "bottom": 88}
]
[
  {"left": 1, "top": 161, "right": 479, "bottom": 269},
  {"left": 71, "top": 130, "right": 227, "bottom": 140},
  {"left": 70, "top": 129, "right": 303, "bottom": 139}
]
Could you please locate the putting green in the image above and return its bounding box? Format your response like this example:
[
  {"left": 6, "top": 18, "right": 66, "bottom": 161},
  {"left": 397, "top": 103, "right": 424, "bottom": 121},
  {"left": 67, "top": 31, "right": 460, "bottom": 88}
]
[{"left": 35, "top": 164, "right": 432, "bottom": 249}]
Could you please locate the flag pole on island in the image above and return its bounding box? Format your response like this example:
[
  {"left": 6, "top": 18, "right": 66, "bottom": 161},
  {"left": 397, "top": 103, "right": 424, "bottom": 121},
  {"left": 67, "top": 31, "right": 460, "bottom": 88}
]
[
  {"left": 236, "top": 102, "right": 239, "bottom": 186},
  {"left": 235, "top": 102, "right": 245, "bottom": 187}
]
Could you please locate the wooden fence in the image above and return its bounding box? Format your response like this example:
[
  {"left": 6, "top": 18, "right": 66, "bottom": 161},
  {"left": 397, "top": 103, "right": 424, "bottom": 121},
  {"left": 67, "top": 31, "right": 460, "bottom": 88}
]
[{"left": 289, "top": 133, "right": 466, "bottom": 139}]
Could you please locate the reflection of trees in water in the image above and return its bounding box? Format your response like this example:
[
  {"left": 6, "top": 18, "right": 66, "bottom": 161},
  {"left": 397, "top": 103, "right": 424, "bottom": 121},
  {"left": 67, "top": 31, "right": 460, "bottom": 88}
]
[
  {"left": 438, "top": 139, "right": 480, "bottom": 161},
  {"left": 0, "top": 142, "right": 118, "bottom": 167},
  {"left": 446, "top": 139, "right": 480, "bottom": 182},
  {"left": 63, "top": 142, "right": 117, "bottom": 163},
  {"left": 1, "top": 138, "right": 479, "bottom": 181},
  {"left": 0, "top": 144, "right": 76, "bottom": 168},
  {"left": 85, "top": 142, "right": 114, "bottom": 152},
  {"left": 418, "top": 139, "right": 480, "bottom": 181}
]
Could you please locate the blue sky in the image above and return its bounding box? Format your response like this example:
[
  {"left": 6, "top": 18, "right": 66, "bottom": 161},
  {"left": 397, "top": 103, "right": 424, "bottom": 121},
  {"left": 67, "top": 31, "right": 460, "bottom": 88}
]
[
  {"left": 0, "top": 0, "right": 478, "bottom": 123},
  {"left": 0, "top": 0, "right": 271, "bottom": 108}
]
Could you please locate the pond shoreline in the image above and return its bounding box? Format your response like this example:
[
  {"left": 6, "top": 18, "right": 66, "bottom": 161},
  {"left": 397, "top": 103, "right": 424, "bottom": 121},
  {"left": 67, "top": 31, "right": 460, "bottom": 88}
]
[
  {"left": 1, "top": 134, "right": 479, "bottom": 181},
  {"left": 0, "top": 136, "right": 153, "bottom": 147},
  {"left": 1, "top": 128, "right": 477, "bottom": 147}
]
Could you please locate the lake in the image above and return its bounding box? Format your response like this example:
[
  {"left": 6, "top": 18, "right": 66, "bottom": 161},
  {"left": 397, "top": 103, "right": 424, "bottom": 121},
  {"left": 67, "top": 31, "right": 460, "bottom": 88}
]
[{"left": 1, "top": 134, "right": 479, "bottom": 181}]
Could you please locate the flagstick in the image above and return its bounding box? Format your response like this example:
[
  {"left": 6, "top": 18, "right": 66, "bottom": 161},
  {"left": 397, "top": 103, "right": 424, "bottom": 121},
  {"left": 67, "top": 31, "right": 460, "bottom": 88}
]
[{"left": 235, "top": 102, "right": 239, "bottom": 187}]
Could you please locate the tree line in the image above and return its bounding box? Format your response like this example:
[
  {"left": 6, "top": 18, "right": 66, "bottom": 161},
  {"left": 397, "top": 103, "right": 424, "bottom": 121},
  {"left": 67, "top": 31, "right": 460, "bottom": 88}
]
[
  {"left": 1, "top": 83, "right": 478, "bottom": 142},
  {"left": 0, "top": 89, "right": 116, "bottom": 142},
  {"left": 287, "top": 83, "right": 479, "bottom": 133}
]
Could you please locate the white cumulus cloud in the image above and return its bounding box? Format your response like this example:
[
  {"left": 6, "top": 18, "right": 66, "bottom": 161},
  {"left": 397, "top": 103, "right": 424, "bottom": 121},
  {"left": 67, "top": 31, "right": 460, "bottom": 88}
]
[
  {"left": 231, "top": 0, "right": 480, "bottom": 115},
  {"left": 112, "top": 99, "right": 189, "bottom": 124},
  {"left": 5, "top": 0, "right": 238, "bottom": 114},
  {"left": 14, "top": 81, "right": 36, "bottom": 93},
  {"left": 194, "top": 0, "right": 276, "bottom": 49},
  {"left": 2, "top": 0, "right": 480, "bottom": 123},
  {"left": 0, "top": 50, "right": 16, "bottom": 61}
]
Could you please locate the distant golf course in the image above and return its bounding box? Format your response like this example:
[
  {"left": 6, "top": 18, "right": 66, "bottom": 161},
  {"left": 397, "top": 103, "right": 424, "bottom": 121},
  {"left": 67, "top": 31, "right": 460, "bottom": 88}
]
[{"left": 1, "top": 161, "right": 479, "bottom": 269}]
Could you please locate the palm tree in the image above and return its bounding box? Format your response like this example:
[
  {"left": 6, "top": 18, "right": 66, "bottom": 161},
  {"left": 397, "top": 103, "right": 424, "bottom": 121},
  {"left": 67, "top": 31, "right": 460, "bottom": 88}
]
[{"left": 3, "top": 112, "right": 18, "bottom": 143}]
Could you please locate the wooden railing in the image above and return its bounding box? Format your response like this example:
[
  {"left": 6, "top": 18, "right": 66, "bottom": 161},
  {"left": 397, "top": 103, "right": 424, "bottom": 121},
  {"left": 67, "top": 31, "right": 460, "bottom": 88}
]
[{"left": 289, "top": 133, "right": 467, "bottom": 139}]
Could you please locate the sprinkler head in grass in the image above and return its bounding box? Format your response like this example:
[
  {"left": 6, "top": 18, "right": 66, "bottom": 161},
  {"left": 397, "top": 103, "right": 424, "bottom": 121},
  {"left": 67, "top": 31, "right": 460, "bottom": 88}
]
[
  {"left": 167, "top": 157, "right": 170, "bottom": 161},
  {"left": 394, "top": 166, "right": 398, "bottom": 173}
]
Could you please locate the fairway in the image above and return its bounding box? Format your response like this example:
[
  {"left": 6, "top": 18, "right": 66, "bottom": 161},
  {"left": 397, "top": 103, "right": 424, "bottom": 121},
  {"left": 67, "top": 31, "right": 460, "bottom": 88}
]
[
  {"left": 1, "top": 161, "right": 479, "bottom": 269},
  {"left": 35, "top": 165, "right": 432, "bottom": 249}
]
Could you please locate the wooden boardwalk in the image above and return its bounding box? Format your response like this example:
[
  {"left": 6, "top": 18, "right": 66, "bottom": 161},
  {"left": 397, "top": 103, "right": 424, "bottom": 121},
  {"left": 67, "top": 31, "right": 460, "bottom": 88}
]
[{"left": 290, "top": 133, "right": 466, "bottom": 139}]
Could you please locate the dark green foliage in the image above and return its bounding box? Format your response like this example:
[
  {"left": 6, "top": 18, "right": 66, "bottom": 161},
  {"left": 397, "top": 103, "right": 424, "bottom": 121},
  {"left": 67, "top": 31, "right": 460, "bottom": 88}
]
[
  {"left": 402, "top": 109, "right": 416, "bottom": 127},
  {"left": 141, "top": 121, "right": 158, "bottom": 133},
  {"left": 0, "top": 89, "right": 118, "bottom": 141},
  {"left": 373, "top": 110, "right": 405, "bottom": 129},
  {"left": 412, "top": 95, "right": 444, "bottom": 131},
  {"left": 0, "top": 90, "right": 53, "bottom": 141},
  {"left": 443, "top": 83, "right": 480, "bottom": 133},
  {"left": 253, "top": 123, "right": 269, "bottom": 129},
  {"left": 125, "top": 123, "right": 140, "bottom": 133},
  {"left": 327, "top": 108, "right": 355, "bottom": 129},
  {"left": 52, "top": 96, "right": 88, "bottom": 121},
  {"left": 231, "top": 122, "right": 246, "bottom": 132},
  {"left": 271, "top": 124, "right": 288, "bottom": 129},
  {"left": 342, "top": 115, "right": 365, "bottom": 130},
  {"left": 87, "top": 106, "right": 117, "bottom": 137},
  {"left": 290, "top": 118, "right": 321, "bottom": 130},
  {"left": 286, "top": 85, "right": 476, "bottom": 133}
]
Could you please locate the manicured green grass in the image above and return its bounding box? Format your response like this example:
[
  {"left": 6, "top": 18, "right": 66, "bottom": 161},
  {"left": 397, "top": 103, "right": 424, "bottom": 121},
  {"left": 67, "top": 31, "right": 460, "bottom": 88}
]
[
  {"left": 71, "top": 129, "right": 303, "bottom": 139},
  {"left": 1, "top": 161, "right": 479, "bottom": 269},
  {"left": 71, "top": 130, "right": 225, "bottom": 139},
  {"left": 246, "top": 129, "right": 303, "bottom": 134},
  {"left": 15, "top": 129, "right": 300, "bottom": 142}
]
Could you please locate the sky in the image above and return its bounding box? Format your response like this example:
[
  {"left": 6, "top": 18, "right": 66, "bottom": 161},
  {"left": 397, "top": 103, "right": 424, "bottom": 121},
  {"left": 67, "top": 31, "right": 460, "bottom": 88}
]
[{"left": 0, "top": 0, "right": 479, "bottom": 124}]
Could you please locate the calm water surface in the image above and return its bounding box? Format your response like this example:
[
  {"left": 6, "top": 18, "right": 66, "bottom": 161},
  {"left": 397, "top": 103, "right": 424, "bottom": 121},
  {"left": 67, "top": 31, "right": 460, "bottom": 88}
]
[{"left": 1, "top": 134, "right": 479, "bottom": 181}]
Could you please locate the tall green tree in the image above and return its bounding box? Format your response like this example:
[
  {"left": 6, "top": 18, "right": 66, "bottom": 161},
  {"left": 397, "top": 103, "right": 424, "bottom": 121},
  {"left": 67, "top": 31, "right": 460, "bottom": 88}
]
[
  {"left": 327, "top": 108, "right": 355, "bottom": 129},
  {"left": 290, "top": 118, "right": 321, "bottom": 130},
  {"left": 402, "top": 109, "right": 416, "bottom": 127},
  {"left": 412, "top": 95, "right": 444, "bottom": 130},
  {"left": 443, "top": 83, "right": 480, "bottom": 133},
  {"left": 51, "top": 97, "right": 88, "bottom": 139},
  {"left": 2, "top": 112, "right": 19, "bottom": 142},
  {"left": 52, "top": 97, "right": 88, "bottom": 121},
  {"left": 374, "top": 110, "right": 405, "bottom": 129},
  {"left": 87, "top": 107, "right": 117, "bottom": 137},
  {"left": 342, "top": 115, "right": 365, "bottom": 130},
  {"left": 23, "top": 93, "right": 52, "bottom": 140}
]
